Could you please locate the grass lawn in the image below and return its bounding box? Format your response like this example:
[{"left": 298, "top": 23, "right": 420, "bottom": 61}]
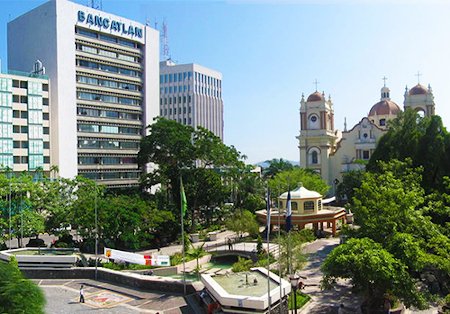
[{"left": 288, "top": 291, "right": 311, "bottom": 310}]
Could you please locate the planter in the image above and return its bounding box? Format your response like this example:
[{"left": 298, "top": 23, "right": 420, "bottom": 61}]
[
  {"left": 208, "top": 231, "right": 219, "bottom": 241},
  {"left": 190, "top": 233, "right": 200, "bottom": 243}
]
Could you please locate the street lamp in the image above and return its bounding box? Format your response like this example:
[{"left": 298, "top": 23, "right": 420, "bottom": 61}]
[{"left": 289, "top": 274, "right": 300, "bottom": 314}]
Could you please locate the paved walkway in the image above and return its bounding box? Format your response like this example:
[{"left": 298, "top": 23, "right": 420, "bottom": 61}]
[
  {"left": 298, "top": 238, "right": 362, "bottom": 314},
  {"left": 36, "top": 279, "right": 195, "bottom": 314}
]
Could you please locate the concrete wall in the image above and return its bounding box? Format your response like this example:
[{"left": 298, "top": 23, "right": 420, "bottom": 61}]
[{"left": 21, "top": 267, "right": 197, "bottom": 294}]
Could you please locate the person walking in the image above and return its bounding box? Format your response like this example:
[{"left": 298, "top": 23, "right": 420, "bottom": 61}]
[{"left": 79, "top": 284, "right": 85, "bottom": 303}]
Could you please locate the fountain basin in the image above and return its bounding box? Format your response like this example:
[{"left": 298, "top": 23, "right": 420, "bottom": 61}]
[{"left": 201, "top": 267, "right": 291, "bottom": 312}]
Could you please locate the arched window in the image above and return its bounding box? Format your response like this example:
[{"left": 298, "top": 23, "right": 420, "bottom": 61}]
[
  {"left": 312, "top": 151, "right": 318, "bottom": 164},
  {"left": 308, "top": 147, "right": 321, "bottom": 165}
]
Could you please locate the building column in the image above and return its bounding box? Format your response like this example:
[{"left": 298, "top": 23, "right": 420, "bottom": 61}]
[
  {"left": 313, "top": 222, "right": 319, "bottom": 231},
  {"left": 332, "top": 220, "right": 336, "bottom": 236}
]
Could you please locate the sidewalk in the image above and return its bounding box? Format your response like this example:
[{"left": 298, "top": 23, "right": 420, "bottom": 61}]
[
  {"left": 37, "top": 278, "right": 195, "bottom": 314},
  {"left": 298, "top": 238, "right": 362, "bottom": 314}
]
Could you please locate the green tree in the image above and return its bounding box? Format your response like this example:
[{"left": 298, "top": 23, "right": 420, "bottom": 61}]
[
  {"left": 368, "top": 110, "right": 450, "bottom": 192},
  {"left": 277, "top": 230, "right": 312, "bottom": 276},
  {"left": 0, "top": 258, "right": 45, "bottom": 313},
  {"left": 225, "top": 209, "right": 260, "bottom": 238},
  {"left": 99, "top": 194, "right": 174, "bottom": 250},
  {"left": 342, "top": 159, "right": 450, "bottom": 305},
  {"left": 349, "top": 159, "right": 425, "bottom": 243},
  {"left": 188, "top": 242, "right": 207, "bottom": 278},
  {"left": 322, "top": 238, "right": 426, "bottom": 310},
  {"left": 336, "top": 170, "right": 364, "bottom": 203},
  {"left": 269, "top": 167, "right": 329, "bottom": 196},
  {"left": 138, "top": 118, "right": 245, "bottom": 231},
  {"left": 262, "top": 158, "right": 294, "bottom": 179}
]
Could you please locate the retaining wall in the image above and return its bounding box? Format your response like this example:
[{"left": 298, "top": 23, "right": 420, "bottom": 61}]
[{"left": 21, "top": 267, "right": 197, "bottom": 294}]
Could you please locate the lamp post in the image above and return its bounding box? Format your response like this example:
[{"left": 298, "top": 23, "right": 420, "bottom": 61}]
[{"left": 289, "top": 274, "right": 300, "bottom": 314}]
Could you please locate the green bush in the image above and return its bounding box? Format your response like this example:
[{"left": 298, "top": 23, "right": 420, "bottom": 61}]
[
  {"left": 288, "top": 291, "right": 310, "bottom": 310},
  {"left": 102, "top": 261, "right": 154, "bottom": 270},
  {"left": 0, "top": 257, "right": 45, "bottom": 314}
]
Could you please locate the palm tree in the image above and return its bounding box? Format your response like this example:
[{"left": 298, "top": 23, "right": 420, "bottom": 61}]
[{"left": 188, "top": 242, "right": 206, "bottom": 279}]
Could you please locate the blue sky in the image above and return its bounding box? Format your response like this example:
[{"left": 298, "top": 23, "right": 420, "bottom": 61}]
[{"left": 1, "top": 0, "right": 450, "bottom": 164}]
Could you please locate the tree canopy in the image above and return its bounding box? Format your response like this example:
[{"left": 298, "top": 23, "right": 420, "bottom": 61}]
[
  {"left": 368, "top": 110, "right": 450, "bottom": 192},
  {"left": 268, "top": 167, "right": 329, "bottom": 196},
  {"left": 262, "top": 158, "right": 294, "bottom": 179},
  {"left": 325, "top": 159, "right": 450, "bottom": 309},
  {"left": 322, "top": 238, "right": 426, "bottom": 310},
  {"left": 138, "top": 117, "right": 248, "bottom": 232}
]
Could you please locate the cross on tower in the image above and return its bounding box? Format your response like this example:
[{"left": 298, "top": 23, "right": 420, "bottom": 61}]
[
  {"left": 382, "top": 76, "right": 387, "bottom": 87},
  {"left": 415, "top": 71, "right": 422, "bottom": 84},
  {"left": 313, "top": 79, "right": 320, "bottom": 91}
]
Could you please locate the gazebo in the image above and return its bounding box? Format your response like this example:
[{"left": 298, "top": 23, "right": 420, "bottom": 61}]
[{"left": 256, "top": 185, "right": 347, "bottom": 236}]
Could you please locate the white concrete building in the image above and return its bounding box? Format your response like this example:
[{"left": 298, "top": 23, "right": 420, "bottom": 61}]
[
  {"left": 0, "top": 70, "right": 51, "bottom": 174},
  {"left": 159, "top": 60, "right": 223, "bottom": 140},
  {"left": 8, "top": 0, "right": 159, "bottom": 188}
]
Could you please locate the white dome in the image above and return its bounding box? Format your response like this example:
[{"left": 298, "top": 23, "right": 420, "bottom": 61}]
[{"left": 279, "top": 186, "right": 322, "bottom": 199}]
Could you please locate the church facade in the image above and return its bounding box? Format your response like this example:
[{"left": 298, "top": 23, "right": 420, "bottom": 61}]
[{"left": 298, "top": 82, "right": 436, "bottom": 194}]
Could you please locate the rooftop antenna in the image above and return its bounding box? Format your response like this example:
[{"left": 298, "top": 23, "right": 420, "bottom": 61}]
[
  {"left": 161, "top": 19, "right": 170, "bottom": 60},
  {"left": 31, "top": 60, "right": 46, "bottom": 76}
]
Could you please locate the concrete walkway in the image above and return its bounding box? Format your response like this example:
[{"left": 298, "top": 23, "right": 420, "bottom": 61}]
[
  {"left": 36, "top": 278, "right": 197, "bottom": 314},
  {"left": 298, "top": 238, "right": 362, "bottom": 314}
]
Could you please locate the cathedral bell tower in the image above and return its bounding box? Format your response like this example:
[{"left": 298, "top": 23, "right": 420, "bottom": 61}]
[
  {"left": 298, "top": 90, "right": 339, "bottom": 183},
  {"left": 404, "top": 83, "right": 435, "bottom": 117}
]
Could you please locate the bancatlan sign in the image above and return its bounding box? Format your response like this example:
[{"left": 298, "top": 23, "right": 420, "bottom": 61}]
[
  {"left": 104, "top": 248, "right": 170, "bottom": 266},
  {"left": 77, "top": 11, "right": 143, "bottom": 38}
]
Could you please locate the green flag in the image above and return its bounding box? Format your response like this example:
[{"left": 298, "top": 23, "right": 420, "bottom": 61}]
[{"left": 180, "top": 177, "right": 187, "bottom": 217}]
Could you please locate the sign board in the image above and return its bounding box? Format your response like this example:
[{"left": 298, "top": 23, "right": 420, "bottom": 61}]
[{"left": 104, "top": 248, "right": 170, "bottom": 266}]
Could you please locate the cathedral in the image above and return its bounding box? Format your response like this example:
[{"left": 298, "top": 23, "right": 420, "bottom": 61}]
[{"left": 297, "top": 81, "right": 436, "bottom": 194}]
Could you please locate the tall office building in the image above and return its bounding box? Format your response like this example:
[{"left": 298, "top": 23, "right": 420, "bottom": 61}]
[
  {"left": 0, "top": 69, "right": 50, "bottom": 174},
  {"left": 8, "top": 0, "right": 159, "bottom": 188},
  {"left": 159, "top": 60, "right": 223, "bottom": 140}
]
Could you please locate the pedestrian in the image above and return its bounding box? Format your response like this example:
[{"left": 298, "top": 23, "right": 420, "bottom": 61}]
[
  {"left": 337, "top": 303, "right": 345, "bottom": 314},
  {"left": 227, "top": 238, "right": 233, "bottom": 250},
  {"left": 79, "top": 284, "right": 85, "bottom": 303}
]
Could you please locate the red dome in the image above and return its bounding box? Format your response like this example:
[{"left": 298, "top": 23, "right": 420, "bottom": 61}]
[
  {"left": 409, "top": 84, "right": 427, "bottom": 95},
  {"left": 368, "top": 100, "right": 401, "bottom": 116},
  {"left": 307, "top": 91, "right": 324, "bottom": 102}
]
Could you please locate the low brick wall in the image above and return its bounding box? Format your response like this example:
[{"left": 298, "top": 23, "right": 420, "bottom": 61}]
[{"left": 21, "top": 267, "right": 197, "bottom": 294}]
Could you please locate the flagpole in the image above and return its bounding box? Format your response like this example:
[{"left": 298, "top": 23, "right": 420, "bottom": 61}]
[
  {"left": 286, "top": 184, "right": 292, "bottom": 276},
  {"left": 277, "top": 186, "right": 283, "bottom": 314},
  {"left": 266, "top": 186, "right": 271, "bottom": 313},
  {"left": 180, "top": 176, "right": 187, "bottom": 296}
]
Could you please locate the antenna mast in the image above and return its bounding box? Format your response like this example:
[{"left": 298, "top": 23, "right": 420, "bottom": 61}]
[{"left": 161, "top": 19, "right": 170, "bottom": 60}]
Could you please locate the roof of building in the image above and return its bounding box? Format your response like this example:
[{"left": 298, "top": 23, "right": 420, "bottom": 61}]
[
  {"left": 368, "top": 100, "right": 401, "bottom": 116},
  {"left": 279, "top": 186, "right": 322, "bottom": 200},
  {"left": 307, "top": 91, "right": 325, "bottom": 102},
  {"left": 409, "top": 84, "right": 428, "bottom": 95}
]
